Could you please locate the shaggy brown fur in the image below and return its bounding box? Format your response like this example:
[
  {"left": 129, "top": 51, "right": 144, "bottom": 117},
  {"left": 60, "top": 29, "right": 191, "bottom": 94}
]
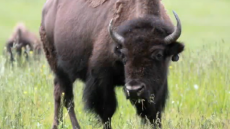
[
  {"left": 6, "top": 22, "right": 42, "bottom": 62},
  {"left": 85, "top": 0, "right": 107, "bottom": 8},
  {"left": 40, "top": 0, "right": 184, "bottom": 129},
  {"left": 40, "top": 26, "right": 57, "bottom": 72}
]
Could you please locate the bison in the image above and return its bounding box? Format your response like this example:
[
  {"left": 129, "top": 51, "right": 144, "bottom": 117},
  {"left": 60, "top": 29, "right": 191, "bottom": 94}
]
[
  {"left": 6, "top": 22, "right": 42, "bottom": 62},
  {"left": 40, "top": 0, "right": 184, "bottom": 129}
]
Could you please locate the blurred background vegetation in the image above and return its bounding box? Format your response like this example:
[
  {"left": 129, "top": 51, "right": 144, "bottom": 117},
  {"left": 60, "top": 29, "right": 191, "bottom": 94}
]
[{"left": 0, "top": 0, "right": 229, "bottom": 129}]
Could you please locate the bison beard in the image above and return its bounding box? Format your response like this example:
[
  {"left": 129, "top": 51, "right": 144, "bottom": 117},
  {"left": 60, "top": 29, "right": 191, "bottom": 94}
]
[{"left": 40, "top": 0, "right": 185, "bottom": 129}]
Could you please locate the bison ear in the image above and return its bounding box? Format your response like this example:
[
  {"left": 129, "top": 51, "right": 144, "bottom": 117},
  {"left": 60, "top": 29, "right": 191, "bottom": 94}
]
[{"left": 165, "top": 42, "right": 184, "bottom": 58}]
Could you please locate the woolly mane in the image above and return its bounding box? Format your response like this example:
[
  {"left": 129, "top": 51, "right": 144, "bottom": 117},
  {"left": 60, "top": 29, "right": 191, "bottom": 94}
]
[
  {"left": 117, "top": 16, "right": 174, "bottom": 39},
  {"left": 8, "top": 22, "right": 27, "bottom": 40},
  {"left": 12, "top": 22, "right": 26, "bottom": 34}
]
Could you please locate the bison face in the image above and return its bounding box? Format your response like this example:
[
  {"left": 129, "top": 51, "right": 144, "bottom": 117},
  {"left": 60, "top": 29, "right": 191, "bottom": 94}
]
[
  {"left": 13, "top": 35, "right": 21, "bottom": 47},
  {"left": 116, "top": 38, "right": 184, "bottom": 101},
  {"left": 109, "top": 11, "right": 184, "bottom": 101},
  {"left": 13, "top": 29, "right": 23, "bottom": 48}
]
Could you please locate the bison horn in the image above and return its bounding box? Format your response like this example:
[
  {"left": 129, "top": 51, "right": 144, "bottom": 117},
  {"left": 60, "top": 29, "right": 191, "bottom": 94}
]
[
  {"left": 164, "top": 11, "right": 182, "bottom": 44},
  {"left": 108, "top": 19, "right": 125, "bottom": 44}
]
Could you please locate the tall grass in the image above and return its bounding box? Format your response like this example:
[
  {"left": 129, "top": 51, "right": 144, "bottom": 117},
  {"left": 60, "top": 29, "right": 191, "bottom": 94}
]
[{"left": 0, "top": 42, "right": 229, "bottom": 129}]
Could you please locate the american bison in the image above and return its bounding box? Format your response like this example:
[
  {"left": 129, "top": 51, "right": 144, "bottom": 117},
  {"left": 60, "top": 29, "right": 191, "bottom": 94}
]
[
  {"left": 6, "top": 22, "right": 42, "bottom": 62},
  {"left": 40, "top": 0, "right": 184, "bottom": 129}
]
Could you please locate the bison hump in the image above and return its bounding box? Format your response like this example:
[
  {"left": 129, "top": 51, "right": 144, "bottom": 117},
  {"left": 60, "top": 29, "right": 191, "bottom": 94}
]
[{"left": 85, "top": 0, "right": 107, "bottom": 8}]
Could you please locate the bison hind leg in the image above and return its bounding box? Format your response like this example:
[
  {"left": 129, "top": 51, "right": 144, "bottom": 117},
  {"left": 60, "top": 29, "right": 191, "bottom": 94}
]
[
  {"left": 53, "top": 68, "right": 81, "bottom": 129},
  {"left": 40, "top": 25, "right": 81, "bottom": 129}
]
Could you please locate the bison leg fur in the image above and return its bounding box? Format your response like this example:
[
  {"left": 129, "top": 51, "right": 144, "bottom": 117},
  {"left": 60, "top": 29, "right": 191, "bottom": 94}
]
[
  {"left": 53, "top": 72, "right": 80, "bottom": 129},
  {"left": 23, "top": 50, "right": 29, "bottom": 61},
  {"left": 52, "top": 78, "right": 63, "bottom": 129},
  {"left": 6, "top": 41, "right": 15, "bottom": 62},
  {"left": 83, "top": 74, "right": 117, "bottom": 129}
]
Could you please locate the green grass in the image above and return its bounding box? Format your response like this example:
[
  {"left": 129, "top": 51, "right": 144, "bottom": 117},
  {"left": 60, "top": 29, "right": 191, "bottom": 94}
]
[{"left": 0, "top": 0, "right": 230, "bottom": 129}]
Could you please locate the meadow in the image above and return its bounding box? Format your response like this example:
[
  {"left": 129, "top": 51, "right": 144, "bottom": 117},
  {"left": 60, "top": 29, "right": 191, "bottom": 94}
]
[{"left": 0, "top": 0, "right": 230, "bottom": 129}]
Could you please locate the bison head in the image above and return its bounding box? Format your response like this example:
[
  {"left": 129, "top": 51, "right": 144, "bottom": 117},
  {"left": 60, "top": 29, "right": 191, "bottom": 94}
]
[
  {"left": 109, "top": 11, "right": 184, "bottom": 102},
  {"left": 13, "top": 29, "right": 24, "bottom": 49}
]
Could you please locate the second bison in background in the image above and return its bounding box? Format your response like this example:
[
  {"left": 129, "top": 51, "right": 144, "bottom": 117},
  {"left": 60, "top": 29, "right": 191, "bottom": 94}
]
[
  {"left": 6, "top": 22, "right": 42, "bottom": 62},
  {"left": 40, "top": 0, "right": 185, "bottom": 129}
]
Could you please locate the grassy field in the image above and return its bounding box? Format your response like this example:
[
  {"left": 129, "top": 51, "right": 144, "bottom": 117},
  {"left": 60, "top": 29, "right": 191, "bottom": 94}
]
[{"left": 0, "top": 0, "right": 230, "bottom": 129}]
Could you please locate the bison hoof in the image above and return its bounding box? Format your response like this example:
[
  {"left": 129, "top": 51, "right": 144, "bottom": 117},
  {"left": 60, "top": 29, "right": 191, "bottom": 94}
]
[
  {"left": 172, "top": 55, "right": 179, "bottom": 62},
  {"left": 52, "top": 124, "right": 58, "bottom": 129},
  {"left": 10, "top": 58, "right": 15, "bottom": 62}
]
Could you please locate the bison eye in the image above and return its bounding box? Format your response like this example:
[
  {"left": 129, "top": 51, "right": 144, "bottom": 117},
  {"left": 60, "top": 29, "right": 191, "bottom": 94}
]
[
  {"left": 153, "top": 51, "right": 164, "bottom": 61},
  {"left": 156, "top": 53, "right": 163, "bottom": 60},
  {"left": 116, "top": 44, "right": 122, "bottom": 49}
]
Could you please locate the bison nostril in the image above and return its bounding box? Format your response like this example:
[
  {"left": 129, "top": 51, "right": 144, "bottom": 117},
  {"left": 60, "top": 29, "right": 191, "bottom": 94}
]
[{"left": 137, "top": 85, "right": 145, "bottom": 92}]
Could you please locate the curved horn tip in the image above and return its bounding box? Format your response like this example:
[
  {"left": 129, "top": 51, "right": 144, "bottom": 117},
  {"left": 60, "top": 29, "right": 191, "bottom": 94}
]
[
  {"left": 172, "top": 10, "right": 177, "bottom": 16},
  {"left": 164, "top": 10, "right": 182, "bottom": 44},
  {"left": 172, "top": 11, "right": 181, "bottom": 26}
]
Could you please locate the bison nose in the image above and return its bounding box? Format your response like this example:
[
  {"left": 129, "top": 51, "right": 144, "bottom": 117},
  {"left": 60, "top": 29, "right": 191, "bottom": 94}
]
[{"left": 125, "top": 81, "right": 146, "bottom": 97}]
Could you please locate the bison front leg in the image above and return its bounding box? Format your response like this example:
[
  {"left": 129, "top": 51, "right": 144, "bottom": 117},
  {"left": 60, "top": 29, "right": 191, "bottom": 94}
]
[
  {"left": 23, "top": 49, "right": 29, "bottom": 61},
  {"left": 53, "top": 74, "right": 80, "bottom": 129},
  {"left": 15, "top": 47, "right": 23, "bottom": 65},
  {"left": 6, "top": 41, "right": 15, "bottom": 62},
  {"left": 132, "top": 100, "right": 162, "bottom": 129},
  {"left": 83, "top": 72, "right": 117, "bottom": 129}
]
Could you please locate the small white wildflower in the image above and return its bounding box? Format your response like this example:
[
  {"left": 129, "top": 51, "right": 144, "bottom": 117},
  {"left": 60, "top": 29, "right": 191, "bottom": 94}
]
[
  {"left": 37, "top": 122, "right": 41, "bottom": 127},
  {"left": 172, "top": 101, "right": 175, "bottom": 104},
  {"left": 194, "top": 84, "right": 199, "bottom": 90}
]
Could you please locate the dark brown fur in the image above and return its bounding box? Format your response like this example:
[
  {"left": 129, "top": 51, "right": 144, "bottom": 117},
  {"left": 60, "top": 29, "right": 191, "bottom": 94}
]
[
  {"left": 6, "top": 23, "right": 42, "bottom": 62},
  {"left": 40, "top": 0, "right": 184, "bottom": 129}
]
